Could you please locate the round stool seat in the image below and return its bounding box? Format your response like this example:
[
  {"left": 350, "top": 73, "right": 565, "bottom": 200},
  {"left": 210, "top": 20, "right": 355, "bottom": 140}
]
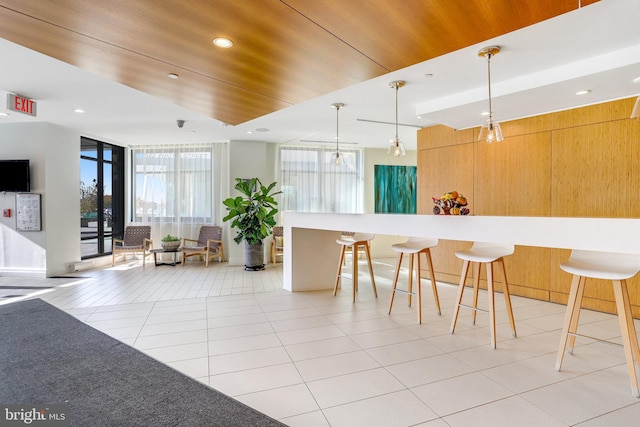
[
  {"left": 388, "top": 237, "right": 441, "bottom": 323},
  {"left": 560, "top": 250, "right": 640, "bottom": 280},
  {"left": 450, "top": 241, "right": 517, "bottom": 349},
  {"left": 334, "top": 232, "right": 377, "bottom": 303},
  {"left": 455, "top": 242, "right": 514, "bottom": 263},
  {"left": 555, "top": 249, "right": 640, "bottom": 397},
  {"left": 392, "top": 237, "right": 438, "bottom": 254},
  {"left": 336, "top": 232, "right": 375, "bottom": 247}
]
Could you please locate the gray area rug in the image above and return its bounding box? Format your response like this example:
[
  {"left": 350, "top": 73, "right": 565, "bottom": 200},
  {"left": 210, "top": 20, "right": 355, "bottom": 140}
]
[{"left": 0, "top": 299, "right": 285, "bottom": 426}]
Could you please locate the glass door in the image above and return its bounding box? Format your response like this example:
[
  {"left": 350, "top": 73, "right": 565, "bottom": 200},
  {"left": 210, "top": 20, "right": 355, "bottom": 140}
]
[{"left": 80, "top": 138, "right": 124, "bottom": 259}]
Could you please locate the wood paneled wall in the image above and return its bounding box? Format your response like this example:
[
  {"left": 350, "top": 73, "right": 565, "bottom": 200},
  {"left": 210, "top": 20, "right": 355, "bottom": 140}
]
[{"left": 417, "top": 97, "right": 640, "bottom": 316}]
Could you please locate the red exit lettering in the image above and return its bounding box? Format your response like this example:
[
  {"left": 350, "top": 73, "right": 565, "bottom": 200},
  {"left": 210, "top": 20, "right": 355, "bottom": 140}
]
[
  {"left": 14, "top": 96, "right": 34, "bottom": 114},
  {"left": 6, "top": 94, "right": 37, "bottom": 116}
]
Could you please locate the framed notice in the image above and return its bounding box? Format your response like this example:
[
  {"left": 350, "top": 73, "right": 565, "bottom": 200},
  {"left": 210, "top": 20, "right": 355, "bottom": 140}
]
[{"left": 16, "top": 193, "right": 41, "bottom": 231}]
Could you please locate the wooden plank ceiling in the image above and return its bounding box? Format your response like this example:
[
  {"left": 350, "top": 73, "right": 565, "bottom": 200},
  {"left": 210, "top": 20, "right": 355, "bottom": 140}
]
[{"left": 0, "top": 0, "right": 598, "bottom": 126}]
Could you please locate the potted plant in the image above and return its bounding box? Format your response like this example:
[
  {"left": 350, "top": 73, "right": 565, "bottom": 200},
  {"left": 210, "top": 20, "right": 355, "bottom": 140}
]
[
  {"left": 223, "top": 178, "right": 281, "bottom": 270},
  {"left": 160, "top": 234, "right": 180, "bottom": 251}
]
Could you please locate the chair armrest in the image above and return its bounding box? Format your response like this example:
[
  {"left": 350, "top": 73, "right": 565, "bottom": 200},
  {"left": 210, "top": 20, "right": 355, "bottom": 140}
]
[
  {"left": 113, "top": 239, "right": 124, "bottom": 247},
  {"left": 182, "top": 237, "right": 198, "bottom": 247},
  {"left": 206, "top": 239, "right": 222, "bottom": 250},
  {"left": 144, "top": 238, "right": 153, "bottom": 250},
  {"left": 273, "top": 236, "right": 284, "bottom": 249}
]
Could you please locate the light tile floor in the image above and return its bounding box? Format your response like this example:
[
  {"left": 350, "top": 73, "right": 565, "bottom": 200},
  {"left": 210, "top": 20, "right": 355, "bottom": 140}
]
[{"left": 4, "top": 255, "right": 640, "bottom": 426}]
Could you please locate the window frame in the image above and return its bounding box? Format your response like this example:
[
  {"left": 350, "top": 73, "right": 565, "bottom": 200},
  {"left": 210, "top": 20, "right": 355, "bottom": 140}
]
[
  {"left": 279, "top": 145, "right": 364, "bottom": 214},
  {"left": 80, "top": 137, "right": 125, "bottom": 260},
  {"left": 130, "top": 145, "right": 214, "bottom": 223}
]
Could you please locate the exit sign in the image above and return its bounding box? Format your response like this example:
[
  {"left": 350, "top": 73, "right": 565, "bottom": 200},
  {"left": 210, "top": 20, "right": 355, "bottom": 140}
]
[{"left": 7, "top": 94, "right": 37, "bottom": 117}]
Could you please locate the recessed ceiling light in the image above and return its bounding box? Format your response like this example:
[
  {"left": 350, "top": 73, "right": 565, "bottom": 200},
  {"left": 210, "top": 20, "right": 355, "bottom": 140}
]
[
  {"left": 0, "top": 112, "right": 9, "bottom": 117},
  {"left": 246, "top": 131, "right": 253, "bottom": 134},
  {"left": 424, "top": 73, "right": 434, "bottom": 79},
  {"left": 575, "top": 90, "right": 591, "bottom": 95},
  {"left": 213, "top": 37, "right": 233, "bottom": 48},
  {"left": 416, "top": 115, "right": 423, "bottom": 119},
  {"left": 633, "top": 76, "right": 640, "bottom": 83},
  {"left": 481, "top": 111, "right": 490, "bottom": 116},
  {"left": 255, "top": 128, "right": 269, "bottom": 132},
  {"left": 74, "top": 108, "right": 85, "bottom": 114},
  {"left": 168, "top": 73, "right": 179, "bottom": 79}
]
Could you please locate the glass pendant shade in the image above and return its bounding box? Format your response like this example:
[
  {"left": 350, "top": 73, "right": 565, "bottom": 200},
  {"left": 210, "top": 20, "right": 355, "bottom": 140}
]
[
  {"left": 331, "top": 150, "right": 341, "bottom": 166},
  {"left": 631, "top": 96, "right": 640, "bottom": 119},
  {"left": 387, "top": 138, "right": 406, "bottom": 156},
  {"left": 387, "top": 80, "right": 406, "bottom": 157},
  {"left": 478, "top": 119, "right": 504, "bottom": 143},
  {"left": 331, "top": 102, "right": 344, "bottom": 166},
  {"left": 478, "top": 46, "right": 504, "bottom": 143}
]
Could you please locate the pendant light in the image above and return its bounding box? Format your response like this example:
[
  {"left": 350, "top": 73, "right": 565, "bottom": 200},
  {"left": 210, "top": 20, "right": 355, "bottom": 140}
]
[
  {"left": 631, "top": 96, "right": 640, "bottom": 120},
  {"left": 477, "top": 46, "right": 504, "bottom": 143},
  {"left": 388, "top": 80, "right": 406, "bottom": 157},
  {"left": 331, "top": 103, "right": 344, "bottom": 166}
]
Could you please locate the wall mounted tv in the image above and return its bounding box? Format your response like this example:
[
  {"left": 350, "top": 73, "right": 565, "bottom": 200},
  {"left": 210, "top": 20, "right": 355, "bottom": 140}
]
[{"left": 0, "top": 160, "right": 31, "bottom": 192}]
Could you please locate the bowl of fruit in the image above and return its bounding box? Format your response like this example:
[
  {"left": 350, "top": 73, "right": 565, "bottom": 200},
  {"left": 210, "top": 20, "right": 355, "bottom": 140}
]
[{"left": 432, "top": 191, "right": 470, "bottom": 215}]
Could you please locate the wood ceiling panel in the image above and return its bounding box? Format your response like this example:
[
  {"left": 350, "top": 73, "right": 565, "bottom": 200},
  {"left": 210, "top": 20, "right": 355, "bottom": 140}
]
[
  {"left": 0, "top": 0, "right": 599, "bottom": 126},
  {"left": 0, "top": 4, "right": 292, "bottom": 125},
  {"left": 284, "top": 0, "right": 599, "bottom": 70}
]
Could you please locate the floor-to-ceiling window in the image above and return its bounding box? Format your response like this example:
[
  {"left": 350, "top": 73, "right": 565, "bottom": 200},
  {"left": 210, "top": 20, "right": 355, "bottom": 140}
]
[
  {"left": 279, "top": 145, "right": 364, "bottom": 213},
  {"left": 80, "top": 138, "right": 125, "bottom": 259},
  {"left": 130, "top": 143, "right": 227, "bottom": 240}
]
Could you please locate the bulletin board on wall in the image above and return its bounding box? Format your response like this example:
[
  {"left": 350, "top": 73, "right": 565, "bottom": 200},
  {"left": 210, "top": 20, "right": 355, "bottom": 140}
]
[{"left": 16, "top": 193, "right": 41, "bottom": 231}]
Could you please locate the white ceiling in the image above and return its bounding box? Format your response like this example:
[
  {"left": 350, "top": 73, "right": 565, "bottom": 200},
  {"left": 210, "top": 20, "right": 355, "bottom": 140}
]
[{"left": 1, "top": 0, "right": 639, "bottom": 151}]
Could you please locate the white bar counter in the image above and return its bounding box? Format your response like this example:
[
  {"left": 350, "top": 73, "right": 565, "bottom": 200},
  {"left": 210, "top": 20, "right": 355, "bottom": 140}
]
[{"left": 283, "top": 213, "right": 640, "bottom": 291}]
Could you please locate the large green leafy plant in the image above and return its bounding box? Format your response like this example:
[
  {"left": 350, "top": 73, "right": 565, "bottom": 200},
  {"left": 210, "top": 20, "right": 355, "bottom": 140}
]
[{"left": 223, "top": 178, "right": 281, "bottom": 245}]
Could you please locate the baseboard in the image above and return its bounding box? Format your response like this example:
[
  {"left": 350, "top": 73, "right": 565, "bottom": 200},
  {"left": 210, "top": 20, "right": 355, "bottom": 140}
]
[
  {"left": 73, "top": 256, "right": 112, "bottom": 272},
  {"left": 227, "top": 256, "right": 244, "bottom": 266},
  {"left": 0, "top": 268, "right": 46, "bottom": 279}
]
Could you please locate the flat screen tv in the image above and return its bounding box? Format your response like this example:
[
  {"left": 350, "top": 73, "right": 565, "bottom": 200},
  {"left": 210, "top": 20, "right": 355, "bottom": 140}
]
[{"left": 0, "top": 160, "right": 31, "bottom": 192}]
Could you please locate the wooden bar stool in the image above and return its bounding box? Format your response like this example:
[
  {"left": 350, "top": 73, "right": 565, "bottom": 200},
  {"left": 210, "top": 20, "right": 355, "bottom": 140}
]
[
  {"left": 555, "top": 250, "right": 640, "bottom": 397},
  {"left": 334, "top": 233, "right": 377, "bottom": 303},
  {"left": 450, "top": 242, "right": 517, "bottom": 349},
  {"left": 388, "top": 237, "right": 441, "bottom": 324}
]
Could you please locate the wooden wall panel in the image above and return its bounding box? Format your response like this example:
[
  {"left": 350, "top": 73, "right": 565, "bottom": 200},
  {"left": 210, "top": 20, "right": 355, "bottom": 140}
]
[
  {"left": 417, "top": 97, "right": 640, "bottom": 317},
  {"left": 507, "top": 247, "right": 551, "bottom": 299},
  {"left": 417, "top": 133, "right": 475, "bottom": 287},
  {"left": 424, "top": 239, "right": 472, "bottom": 285},
  {"left": 417, "top": 126, "right": 474, "bottom": 150},
  {"left": 501, "top": 97, "right": 637, "bottom": 138},
  {"left": 417, "top": 142, "right": 474, "bottom": 215},
  {"left": 550, "top": 247, "right": 640, "bottom": 316},
  {"left": 551, "top": 120, "right": 640, "bottom": 218},
  {"left": 474, "top": 132, "right": 551, "bottom": 216}
]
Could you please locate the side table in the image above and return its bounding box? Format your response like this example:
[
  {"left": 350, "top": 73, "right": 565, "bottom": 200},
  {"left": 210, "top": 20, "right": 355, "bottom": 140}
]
[{"left": 151, "top": 248, "right": 182, "bottom": 266}]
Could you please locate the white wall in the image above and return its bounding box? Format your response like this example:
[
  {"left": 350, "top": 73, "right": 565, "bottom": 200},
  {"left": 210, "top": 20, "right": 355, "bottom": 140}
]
[
  {"left": 363, "top": 148, "right": 418, "bottom": 258},
  {"left": 226, "top": 140, "right": 277, "bottom": 266},
  {"left": 43, "top": 124, "right": 82, "bottom": 276},
  {"left": 0, "top": 126, "right": 416, "bottom": 277},
  {"left": 0, "top": 122, "right": 80, "bottom": 277}
]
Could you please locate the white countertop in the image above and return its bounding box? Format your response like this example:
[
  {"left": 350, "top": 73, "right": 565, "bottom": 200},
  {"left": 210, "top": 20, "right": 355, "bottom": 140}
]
[
  {"left": 285, "top": 213, "right": 640, "bottom": 254},
  {"left": 282, "top": 213, "right": 640, "bottom": 291}
]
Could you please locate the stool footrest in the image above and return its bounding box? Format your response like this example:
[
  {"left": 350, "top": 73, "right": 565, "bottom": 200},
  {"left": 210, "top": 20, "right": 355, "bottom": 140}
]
[
  {"left": 457, "top": 303, "right": 488, "bottom": 314},
  {"left": 567, "top": 332, "right": 625, "bottom": 348},
  {"left": 392, "top": 288, "right": 416, "bottom": 296}
]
